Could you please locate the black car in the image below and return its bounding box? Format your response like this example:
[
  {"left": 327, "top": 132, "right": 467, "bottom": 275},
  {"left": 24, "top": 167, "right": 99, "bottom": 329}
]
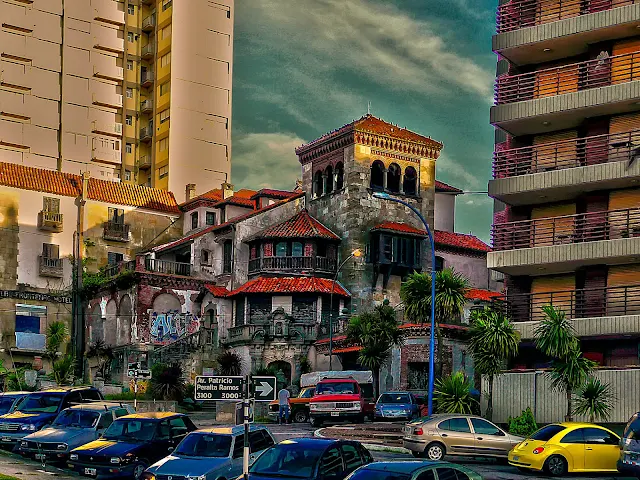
[
  {"left": 67, "top": 412, "right": 197, "bottom": 480},
  {"left": 247, "top": 438, "right": 373, "bottom": 480},
  {"left": 618, "top": 411, "right": 640, "bottom": 477}
]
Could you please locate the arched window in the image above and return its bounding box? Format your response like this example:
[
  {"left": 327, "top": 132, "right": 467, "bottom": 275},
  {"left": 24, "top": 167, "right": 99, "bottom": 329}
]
[
  {"left": 314, "top": 171, "right": 323, "bottom": 197},
  {"left": 335, "top": 162, "right": 344, "bottom": 190},
  {"left": 387, "top": 163, "right": 401, "bottom": 193},
  {"left": 370, "top": 160, "right": 385, "bottom": 191},
  {"left": 404, "top": 166, "right": 418, "bottom": 196},
  {"left": 325, "top": 165, "right": 333, "bottom": 194}
]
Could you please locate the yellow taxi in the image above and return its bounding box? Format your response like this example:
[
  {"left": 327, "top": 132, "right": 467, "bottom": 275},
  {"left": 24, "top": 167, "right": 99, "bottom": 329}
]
[{"left": 508, "top": 422, "right": 621, "bottom": 476}]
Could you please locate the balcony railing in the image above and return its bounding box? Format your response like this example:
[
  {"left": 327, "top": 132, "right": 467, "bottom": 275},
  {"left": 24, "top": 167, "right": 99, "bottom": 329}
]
[
  {"left": 248, "top": 256, "right": 337, "bottom": 274},
  {"left": 141, "top": 70, "right": 154, "bottom": 87},
  {"left": 495, "top": 50, "right": 640, "bottom": 105},
  {"left": 104, "top": 260, "right": 136, "bottom": 279},
  {"left": 141, "top": 43, "right": 154, "bottom": 60},
  {"left": 140, "top": 126, "right": 152, "bottom": 142},
  {"left": 39, "top": 256, "right": 63, "bottom": 278},
  {"left": 492, "top": 207, "right": 640, "bottom": 251},
  {"left": 503, "top": 284, "right": 640, "bottom": 323},
  {"left": 493, "top": 128, "right": 640, "bottom": 178},
  {"left": 38, "top": 211, "right": 63, "bottom": 232},
  {"left": 142, "top": 15, "right": 155, "bottom": 31},
  {"left": 103, "top": 221, "right": 130, "bottom": 242},
  {"left": 140, "top": 99, "right": 153, "bottom": 113},
  {"left": 139, "top": 155, "right": 151, "bottom": 169},
  {"left": 144, "top": 258, "right": 192, "bottom": 276},
  {"left": 496, "top": 0, "right": 625, "bottom": 34},
  {"left": 225, "top": 323, "right": 318, "bottom": 345}
]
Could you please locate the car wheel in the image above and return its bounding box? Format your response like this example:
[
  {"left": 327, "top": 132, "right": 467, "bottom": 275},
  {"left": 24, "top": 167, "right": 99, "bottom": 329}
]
[
  {"left": 544, "top": 455, "right": 567, "bottom": 476},
  {"left": 293, "top": 410, "right": 308, "bottom": 423},
  {"left": 425, "top": 442, "right": 445, "bottom": 461},
  {"left": 132, "top": 462, "right": 148, "bottom": 480}
]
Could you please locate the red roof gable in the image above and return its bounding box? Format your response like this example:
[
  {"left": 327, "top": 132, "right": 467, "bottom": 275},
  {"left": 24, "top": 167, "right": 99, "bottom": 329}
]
[
  {"left": 252, "top": 210, "right": 340, "bottom": 241},
  {"left": 250, "top": 189, "right": 298, "bottom": 200},
  {"left": 435, "top": 230, "right": 491, "bottom": 253},
  {"left": 229, "top": 277, "right": 350, "bottom": 297},
  {"left": 373, "top": 222, "right": 427, "bottom": 237},
  {"left": 204, "top": 284, "right": 230, "bottom": 297},
  {"left": 435, "top": 180, "right": 463, "bottom": 194},
  {"left": 466, "top": 289, "right": 503, "bottom": 302}
]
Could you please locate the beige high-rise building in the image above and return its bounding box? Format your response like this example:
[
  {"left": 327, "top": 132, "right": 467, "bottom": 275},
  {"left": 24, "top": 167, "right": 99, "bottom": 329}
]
[{"left": 0, "top": 0, "right": 233, "bottom": 194}]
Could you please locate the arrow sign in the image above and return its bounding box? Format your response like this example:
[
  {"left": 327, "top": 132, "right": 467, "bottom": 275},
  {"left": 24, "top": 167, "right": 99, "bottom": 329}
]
[{"left": 251, "top": 376, "right": 277, "bottom": 402}]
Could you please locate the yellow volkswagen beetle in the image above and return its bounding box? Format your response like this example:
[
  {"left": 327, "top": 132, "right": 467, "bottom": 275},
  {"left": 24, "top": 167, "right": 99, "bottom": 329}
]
[{"left": 509, "top": 422, "right": 621, "bottom": 476}]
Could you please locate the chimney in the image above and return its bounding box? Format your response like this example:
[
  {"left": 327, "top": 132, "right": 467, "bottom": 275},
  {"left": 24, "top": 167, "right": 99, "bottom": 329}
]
[
  {"left": 81, "top": 171, "right": 91, "bottom": 202},
  {"left": 222, "top": 182, "right": 234, "bottom": 199},
  {"left": 185, "top": 184, "right": 196, "bottom": 202}
]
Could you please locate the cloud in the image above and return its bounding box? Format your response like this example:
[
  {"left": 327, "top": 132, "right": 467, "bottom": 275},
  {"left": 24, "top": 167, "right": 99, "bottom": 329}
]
[
  {"left": 436, "top": 153, "right": 485, "bottom": 191},
  {"left": 451, "top": 0, "right": 494, "bottom": 21},
  {"left": 231, "top": 132, "right": 306, "bottom": 190}
]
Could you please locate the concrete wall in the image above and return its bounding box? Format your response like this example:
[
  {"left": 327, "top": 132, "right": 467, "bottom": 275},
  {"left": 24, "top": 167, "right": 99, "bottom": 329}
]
[
  {"left": 435, "top": 192, "right": 455, "bottom": 232},
  {"left": 437, "top": 250, "right": 497, "bottom": 291}
]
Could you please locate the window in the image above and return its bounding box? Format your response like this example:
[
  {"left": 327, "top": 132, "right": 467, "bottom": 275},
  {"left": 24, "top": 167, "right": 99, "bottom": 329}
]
[
  {"left": 470, "top": 419, "right": 502, "bottom": 436},
  {"left": 314, "top": 171, "right": 323, "bottom": 197},
  {"left": 15, "top": 304, "right": 46, "bottom": 348},
  {"left": 531, "top": 425, "right": 566, "bottom": 441},
  {"left": 161, "top": 52, "right": 171, "bottom": 68},
  {"left": 107, "top": 252, "right": 124, "bottom": 265},
  {"left": 335, "top": 162, "right": 344, "bottom": 190},
  {"left": 126, "top": 143, "right": 132, "bottom": 154},
  {"left": 108, "top": 207, "right": 125, "bottom": 224},
  {"left": 439, "top": 418, "right": 471, "bottom": 433},
  {"left": 206, "top": 211, "right": 216, "bottom": 225},
  {"left": 126, "top": 88, "right": 133, "bottom": 98},
  {"left": 127, "top": 32, "right": 134, "bottom": 43},
  {"left": 235, "top": 297, "right": 245, "bottom": 326},
  {"left": 370, "top": 161, "right": 385, "bottom": 190},
  {"left": 127, "top": 60, "right": 133, "bottom": 71},
  {"left": 161, "top": 25, "right": 172, "bottom": 40},
  {"left": 114, "top": 408, "right": 130, "bottom": 418},
  {"left": 435, "top": 256, "right": 444, "bottom": 272},
  {"left": 560, "top": 429, "right": 584, "bottom": 444},
  {"left": 324, "top": 165, "right": 333, "bottom": 194},
  {"left": 162, "top": 0, "right": 172, "bottom": 11},
  {"left": 404, "top": 166, "right": 417, "bottom": 196},
  {"left": 414, "top": 471, "right": 436, "bottom": 480},
  {"left": 584, "top": 427, "right": 619, "bottom": 445},
  {"left": 124, "top": 170, "right": 131, "bottom": 181},
  {"left": 292, "top": 242, "right": 303, "bottom": 257},
  {"left": 127, "top": 3, "right": 135, "bottom": 15},
  {"left": 156, "top": 421, "right": 170, "bottom": 440},
  {"left": 623, "top": 414, "right": 640, "bottom": 441},
  {"left": 387, "top": 163, "right": 401, "bottom": 193},
  {"left": 407, "top": 362, "right": 429, "bottom": 390},
  {"left": 191, "top": 212, "right": 199, "bottom": 230},
  {"left": 318, "top": 447, "right": 343, "bottom": 478},
  {"left": 249, "top": 430, "right": 270, "bottom": 453},
  {"left": 160, "top": 108, "right": 170, "bottom": 124},
  {"left": 220, "top": 207, "right": 226, "bottom": 223},
  {"left": 160, "top": 82, "right": 170, "bottom": 96},
  {"left": 341, "top": 444, "right": 363, "bottom": 470},
  {"left": 275, "top": 242, "right": 287, "bottom": 257},
  {"left": 169, "top": 417, "right": 188, "bottom": 438},
  {"left": 43, "top": 197, "right": 60, "bottom": 213},
  {"left": 126, "top": 115, "right": 132, "bottom": 126},
  {"left": 42, "top": 243, "right": 60, "bottom": 259},
  {"left": 158, "top": 166, "right": 168, "bottom": 179},
  {"left": 201, "top": 250, "right": 210, "bottom": 265},
  {"left": 223, "top": 241, "right": 232, "bottom": 273},
  {"left": 232, "top": 437, "right": 244, "bottom": 458},
  {"left": 159, "top": 138, "right": 169, "bottom": 152},
  {"left": 435, "top": 468, "right": 469, "bottom": 480}
]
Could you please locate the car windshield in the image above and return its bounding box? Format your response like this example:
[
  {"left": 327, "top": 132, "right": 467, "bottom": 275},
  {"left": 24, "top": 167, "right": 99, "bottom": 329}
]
[
  {"left": 18, "top": 394, "right": 64, "bottom": 413},
  {"left": 250, "top": 442, "right": 323, "bottom": 478},
  {"left": 530, "top": 425, "right": 566, "bottom": 441},
  {"left": 624, "top": 415, "right": 640, "bottom": 441},
  {"left": 53, "top": 410, "right": 100, "bottom": 428},
  {"left": 174, "top": 433, "right": 232, "bottom": 457},
  {"left": 0, "top": 397, "right": 17, "bottom": 415},
  {"left": 315, "top": 382, "right": 356, "bottom": 395},
  {"left": 378, "top": 394, "right": 411, "bottom": 404},
  {"left": 103, "top": 419, "right": 156, "bottom": 442}
]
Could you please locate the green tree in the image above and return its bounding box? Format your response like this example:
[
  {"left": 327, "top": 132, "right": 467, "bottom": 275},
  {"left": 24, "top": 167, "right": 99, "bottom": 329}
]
[
  {"left": 534, "top": 305, "right": 595, "bottom": 421},
  {"left": 215, "top": 350, "right": 243, "bottom": 376},
  {"left": 45, "top": 321, "right": 69, "bottom": 359},
  {"left": 150, "top": 364, "right": 186, "bottom": 401},
  {"left": 52, "top": 355, "right": 75, "bottom": 385},
  {"left": 346, "top": 303, "right": 403, "bottom": 397},
  {"left": 468, "top": 306, "right": 520, "bottom": 421},
  {"left": 401, "top": 269, "right": 469, "bottom": 377},
  {"left": 573, "top": 377, "right": 615, "bottom": 423},
  {"left": 434, "top": 372, "right": 477, "bottom": 414}
]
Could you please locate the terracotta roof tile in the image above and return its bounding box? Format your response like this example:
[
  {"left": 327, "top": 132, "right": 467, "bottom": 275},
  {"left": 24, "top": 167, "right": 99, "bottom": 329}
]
[
  {"left": 333, "top": 346, "right": 362, "bottom": 354},
  {"left": 251, "top": 210, "right": 340, "bottom": 240},
  {"left": 434, "top": 230, "right": 491, "bottom": 253},
  {"left": 204, "top": 284, "right": 230, "bottom": 297},
  {"left": 466, "top": 289, "right": 503, "bottom": 302},
  {"left": 0, "top": 162, "right": 179, "bottom": 214},
  {"left": 372, "top": 222, "right": 427, "bottom": 237},
  {"left": 229, "top": 277, "right": 350, "bottom": 297},
  {"left": 435, "top": 180, "right": 463, "bottom": 194},
  {"left": 250, "top": 189, "right": 299, "bottom": 200}
]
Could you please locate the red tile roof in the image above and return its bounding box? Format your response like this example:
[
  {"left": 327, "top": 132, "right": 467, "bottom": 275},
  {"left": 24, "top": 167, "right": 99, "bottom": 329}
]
[
  {"left": 229, "top": 277, "right": 350, "bottom": 297},
  {"left": 252, "top": 210, "right": 340, "bottom": 240},
  {"left": 434, "top": 230, "right": 491, "bottom": 253},
  {"left": 250, "top": 189, "right": 299, "bottom": 200},
  {"left": 373, "top": 222, "right": 427, "bottom": 237},
  {"left": 466, "top": 289, "right": 503, "bottom": 302},
  {"left": 435, "top": 180, "right": 463, "bottom": 194},
  {"left": 0, "top": 161, "right": 179, "bottom": 214},
  {"left": 333, "top": 346, "right": 362, "bottom": 354},
  {"left": 182, "top": 188, "right": 258, "bottom": 210},
  {"left": 204, "top": 284, "right": 230, "bottom": 297}
]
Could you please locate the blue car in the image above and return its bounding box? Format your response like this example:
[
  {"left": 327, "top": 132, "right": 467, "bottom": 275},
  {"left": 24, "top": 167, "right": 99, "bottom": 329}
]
[
  {"left": 374, "top": 392, "right": 420, "bottom": 421},
  {"left": 0, "top": 392, "right": 30, "bottom": 415},
  {"left": 144, "top": 425, "right": 275, "bottom": 480},
  {"left": 345, "top": 461, "right": 484, "bottom": 480},
  {"left": 247, "top": 438, "right": 372, "bottom": 480},
  {"left": 0, "top": 386, "right": 103, "bottom": 448}
]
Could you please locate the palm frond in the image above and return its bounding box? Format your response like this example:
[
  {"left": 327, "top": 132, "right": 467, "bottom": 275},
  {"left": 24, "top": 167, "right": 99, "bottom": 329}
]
[
  {"left": 434, "top": 372, "right": 477, "bottom": 414},
  {"left": 547, "top": 345, "right": 595, "bottom": 392},
  {"left": 468, "top": 306, "right": 520, "bottom": 376},
  {"left": 533, "top": 305, "right": 577, "bottom": 358},
  {"left": 573, "top": 377, "right": 616, "bottom": 422}
]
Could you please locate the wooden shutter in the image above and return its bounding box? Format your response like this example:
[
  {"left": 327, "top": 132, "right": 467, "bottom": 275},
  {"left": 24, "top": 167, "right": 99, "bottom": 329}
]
[
  {"left": 607, "top": 265, "right": 640, "bottom": 315},
  {"left": 532, "top": 130, "right": 578, "bottom": 171},
  {"left": 612, "top": 38, "right": 640, "bottom": 84},
  {"left": 530, "top": 203, "right": 576, "bottom": 247},
  {"left": 531, "top": 275, "right": 575, "bottom": 319},
  {"left": 609, "top": 112, "right": 640, "bottom": 134},
  {"left": 536, "top": 0, "right": 580, "bottom": 25},
  {"left": 42, "top": 243, "right": 59, "bottom": 259},
  {"left": 534, "top": 63, "right": 579, "bottom": 99},
  {"left": 609, "top": 188, "right": 640, "bottom": 210}
]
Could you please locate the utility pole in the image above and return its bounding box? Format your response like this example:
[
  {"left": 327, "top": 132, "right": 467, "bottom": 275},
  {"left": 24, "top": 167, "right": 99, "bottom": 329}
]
[{"left": 72, "top": 172, "right": 89, "bottom": 380}]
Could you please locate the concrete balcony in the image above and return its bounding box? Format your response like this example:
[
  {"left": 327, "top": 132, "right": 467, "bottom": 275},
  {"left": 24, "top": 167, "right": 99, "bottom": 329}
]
[
  {"left": 140, "top": 99, "right": 153, "bottom": 113},
  {"left": 92, "top": 141, "right": 121, "bottom": 165},
  {"left": 490, "top": 129, "right": 640, "bottom": 205},
  {"left": 144, "top": 258, "right": 192, "bottom": 276},
  {"left": 142, "top": 15, "right": 155, "bottom": 32},
  {"left": 93, "top": 63, "right": 124, "bottom": 82},
  {"left": 103, "top": 221, "right": 130, "bottom": 242},
  {"left": 92, "top": 121, "right": 123, "bottom": 138},
  {"left": 39, "top": 256, "right": 63, "bottom": 278},
  {"left": 93, "top": 31, "right": 125, "bottom": 54},
  {"left": 223, "top": 323, "right": 317, "bottom": 346},
  {"left": 141, "top": 43, "right": 154, "bottom": 60},
  {"left": 141, "top": 70, "right": 154, "bottom": 88},
  {"left": 92, "top": 92, "right": 123, "bottom": 110},
  {"left": 37, "top": 211, "right": 63, "bottom": 233},
  {"left": 494, "top": 1, "right": 640, "bottom": 66},
  {"left": 93, "top": 0, "right": 125, "bottom": 26},
  {"left": 139, "top": 125, "right": 153, "bottom": 142},
  {"left": 138, "top": 155, "right": 151, "bottom": 170}
]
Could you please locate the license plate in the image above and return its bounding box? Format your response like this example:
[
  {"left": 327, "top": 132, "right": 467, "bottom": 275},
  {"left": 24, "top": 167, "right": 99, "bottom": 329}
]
[
  {"left": 35, "top": 454, "right": 46, "bottom": 460},
  {"left": 1, "top": 437, "right": 10, "bottom": 442},
  {"left": 331, "top": 412, "right": 339, "bottom": 417},
  {"left": 513, "top": 456, "right": 519, "bottom": 461},
  {"left": 84, "top": 468, "right": 97, "bottom": 476}
]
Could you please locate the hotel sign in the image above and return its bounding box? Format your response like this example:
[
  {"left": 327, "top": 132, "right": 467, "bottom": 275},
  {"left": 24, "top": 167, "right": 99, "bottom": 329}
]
[{"left": 0, "top": 290, "right": 72, "bottom": 304}]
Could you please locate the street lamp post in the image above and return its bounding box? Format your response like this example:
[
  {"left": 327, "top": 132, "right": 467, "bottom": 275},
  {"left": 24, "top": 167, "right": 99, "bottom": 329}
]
[
  {"left": 329, "top": 249, "right": 362, "bottom": 371},
  {"left": 372, "top": 192, "right": 437, "bottom": 415}
]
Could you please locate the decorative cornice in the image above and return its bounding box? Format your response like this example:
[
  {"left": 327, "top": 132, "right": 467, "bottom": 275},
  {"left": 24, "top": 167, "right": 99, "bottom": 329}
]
[
  {"left": 297, "top": 130, "right": 354, "bottom": 165},
  {"left": 356, "top": 131, "right": 442, "bottom": 159},
  {"left": 371, "top": 148, "right": 420, "bottom": 164}
]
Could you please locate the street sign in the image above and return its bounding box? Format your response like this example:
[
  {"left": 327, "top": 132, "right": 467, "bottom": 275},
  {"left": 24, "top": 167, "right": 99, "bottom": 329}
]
[
  {"left": 195, "top": 375, "right": 243, "bottom": 401},
  {"left": 127, "top": 369, "right": 151, "bottom": 379},
  {"left": 251, "top": 376, "right": 277, "bottom": 402}
]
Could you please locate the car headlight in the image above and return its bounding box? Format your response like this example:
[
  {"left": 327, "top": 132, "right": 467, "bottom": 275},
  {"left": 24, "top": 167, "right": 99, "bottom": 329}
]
[
  {"left": 20, "top": 424, "right": 36, "bottom": 431},
  {"left": 70, "top": 453, "right": 78, "bottom": 461},
  {"left": 188, "top": 476, "right": 206, "bottom": 480},
  {"left": 310, "top": 403, "right": 318, "bottom": 411},
  {"left": 57, "top": 443, "right": 67, "bottom": 451},
  {"left": 110, "top": 457, "right": 121, "bottom": 464}
]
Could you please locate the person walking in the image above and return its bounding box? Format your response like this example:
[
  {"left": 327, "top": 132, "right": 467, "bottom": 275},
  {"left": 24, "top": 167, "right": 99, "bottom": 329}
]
[{"left": 278, "top": 386, "right": 291, "bottom": 425}]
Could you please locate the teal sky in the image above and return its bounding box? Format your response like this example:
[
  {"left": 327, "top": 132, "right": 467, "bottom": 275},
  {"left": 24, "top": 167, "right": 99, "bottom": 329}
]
[{"left": 231, "top": 0, "right": 497, "bottom": 243}]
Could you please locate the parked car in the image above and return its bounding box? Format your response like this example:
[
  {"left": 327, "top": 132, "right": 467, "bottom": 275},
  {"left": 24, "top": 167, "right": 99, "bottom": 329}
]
[
  {"left": 345, "top": 461, "right": 484, "bottom": 480},
  {"left": 19, "top": 402, "right": 135, "bottom": 462},
  {"left": 67, "top": 412, "right": 197, "bottom": 479},
  {"left": 509, "top": 422, "right": 620, "bottom": 476},
  {"left": 403, "top": 414, "right": 523, "bottom": 461},
  {"left": 619, "top": 411, "right": 640, "bottom": 477},
  {"left": 0, "top": 392, "right": 30, "bottom": 415},
  {"left": 374, "top": 392, "right": 420, "bottom": 421},
  {"left": 144, "top": 425, "right": 275, "bottom": 480},
  {"left": 268, "top": 386, "right": 315, "bottom": 423},
  {"left": 247, "top": 438, "right": 373, "bottom": 480},
  {"left": 0, "top": 386, "right": 104, "bottom": 448}
]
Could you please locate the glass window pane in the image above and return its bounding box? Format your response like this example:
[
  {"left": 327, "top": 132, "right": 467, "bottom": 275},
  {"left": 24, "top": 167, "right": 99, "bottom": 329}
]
[
  {"left": 531, "top": 425, "right": 566, "bottom": 441},
  {"left": 276, "top": 242, "right": 287, "bottom": 257},
  {"left": 471, "top": 418, "right": 501, "bottom": 436},
  {"left": 341, "top": 444, "right": 362, "bottom": 470},
  {"left": 560, "top": 429, "right": 584, "bottom": 444},
  {"left": 292, "top": 242, "right": 303, "bottom": 256},
  {"left": 584, "top": 427, "right": 618, "bottom": 445},
  {"left": 318, "top": 447, "right": 343, "bottom": 477},
  {"left": 435, "top": 468, "right": 458, "bottom": 480}
]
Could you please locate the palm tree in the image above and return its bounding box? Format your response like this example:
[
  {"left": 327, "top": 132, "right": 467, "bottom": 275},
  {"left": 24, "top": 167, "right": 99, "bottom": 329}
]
[
  {"left": 46, "top": 321, "right": 69, "bottom": 358},
  {"left": 401, "top": 269, "right": 469, "bottom": 376},
  {"left": 573, "top": 377, "right": 615, "bottom": 423},
  {"left": 434, "top": 372, "right": 477, "bottom": 414},
  {"left": 548, "top": 344, "right": 596, "bottom": 421},
  {"left": 150, "top": 365, "right": 186, "bottom": 401},
  {"left": 216, "top": 350, "right": 243, "bottom": 376},
  {"left": 468, "top": 306, "right": 520, "bottom": 421},
  {"left": 346, "top": 303, "right": 403, "bottom": 397}
]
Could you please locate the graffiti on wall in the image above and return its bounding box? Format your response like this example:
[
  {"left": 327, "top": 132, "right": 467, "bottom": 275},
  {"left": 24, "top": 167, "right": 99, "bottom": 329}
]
[{"left": 149, "top": 310, "right": 200, "bottom": 345}]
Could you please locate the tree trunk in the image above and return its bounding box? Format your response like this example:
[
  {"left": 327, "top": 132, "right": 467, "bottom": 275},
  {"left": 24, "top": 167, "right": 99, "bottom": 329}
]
[
  {"left": 436, "top": 324, "right": 443, "bottom": 378},
  {"left": 565, "top": 386, "right": 573, "bottom": 422},
  {"left": 486, "top": 374, "right": 494, "bottom": 421}
]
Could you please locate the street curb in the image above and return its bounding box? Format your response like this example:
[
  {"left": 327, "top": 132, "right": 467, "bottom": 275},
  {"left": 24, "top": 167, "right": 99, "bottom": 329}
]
[{"left": 314, "top": 428, "right": 411, "bottom": 454}]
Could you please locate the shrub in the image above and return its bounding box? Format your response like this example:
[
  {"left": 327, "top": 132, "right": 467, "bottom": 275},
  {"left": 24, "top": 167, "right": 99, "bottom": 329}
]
[
  {"left": 434, "top": 372, "right": 477, "bottom": 414},
  {"left": 508, "top": 407, "right": 538, "bottom": 438}
]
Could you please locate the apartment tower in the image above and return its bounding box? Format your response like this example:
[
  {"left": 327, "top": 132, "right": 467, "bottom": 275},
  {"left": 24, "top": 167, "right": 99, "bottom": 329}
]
[
  {"left": 489, "top": 1, "right": 640, "bottom": 370},
  {"left": 0, "top": 0, "right": 233, "bottom": 194}
]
